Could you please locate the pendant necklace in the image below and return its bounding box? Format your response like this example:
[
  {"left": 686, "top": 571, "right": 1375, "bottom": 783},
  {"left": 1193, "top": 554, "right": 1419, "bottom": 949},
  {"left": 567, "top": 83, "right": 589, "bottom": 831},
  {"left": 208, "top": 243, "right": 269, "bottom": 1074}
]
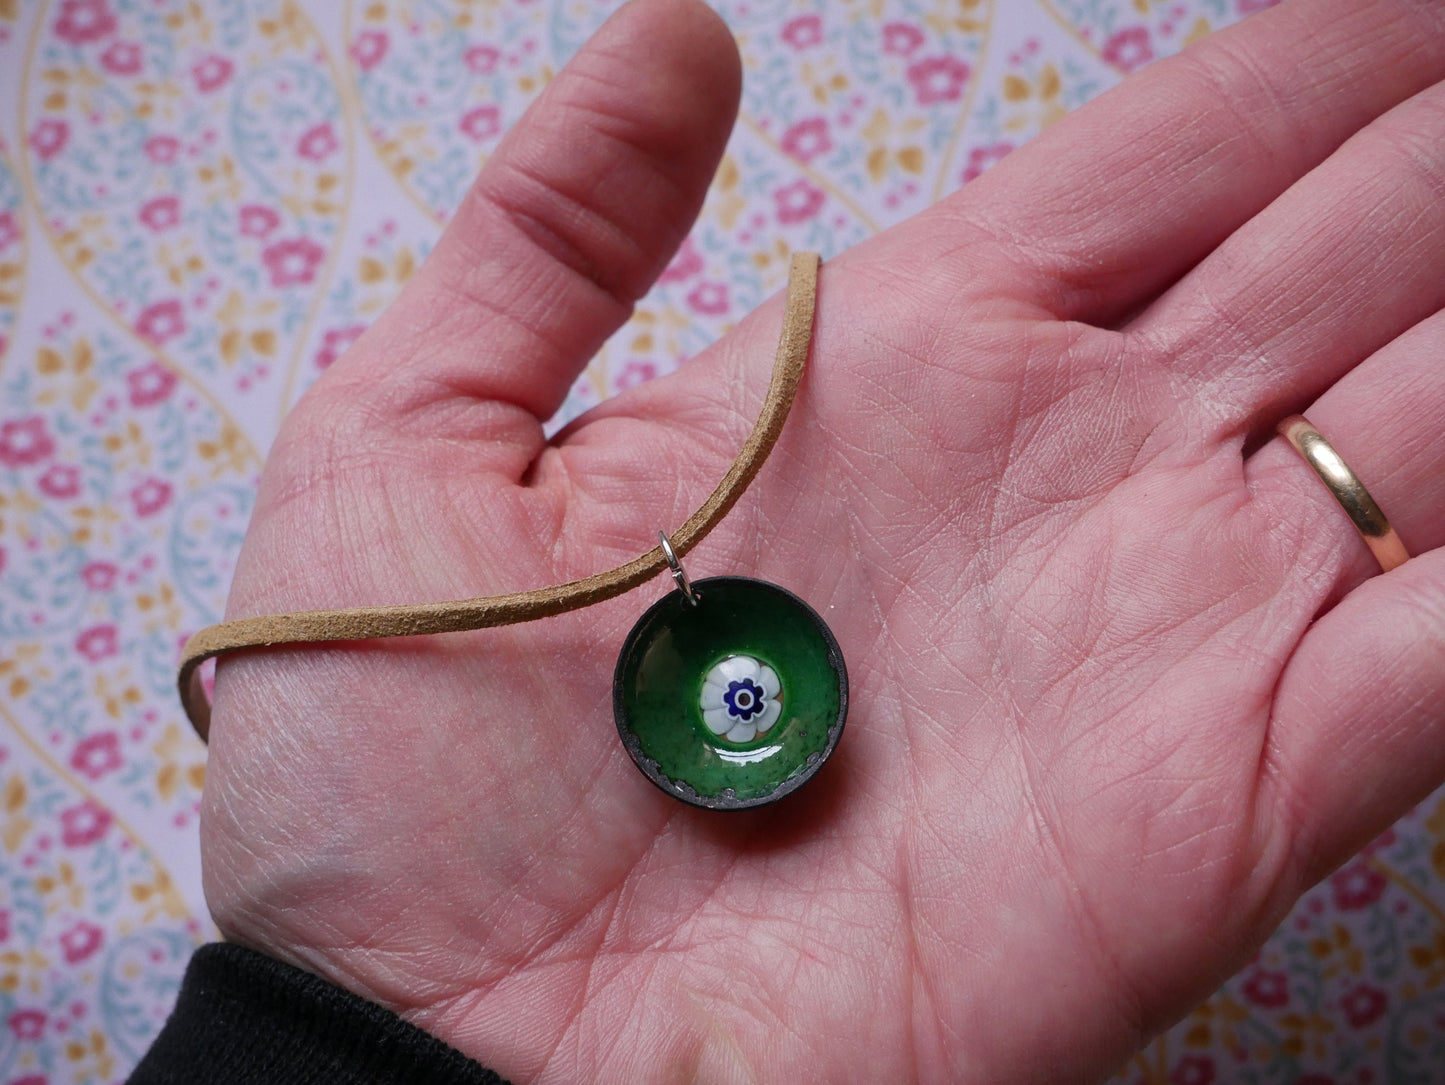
[{"left": 177, "top": 253, "right": 846, "bottom": 809}]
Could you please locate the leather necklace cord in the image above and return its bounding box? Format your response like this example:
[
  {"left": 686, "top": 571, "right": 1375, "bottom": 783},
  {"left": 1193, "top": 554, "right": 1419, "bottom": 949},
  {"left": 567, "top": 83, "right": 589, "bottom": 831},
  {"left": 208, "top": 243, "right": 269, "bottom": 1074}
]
[{"left": 178, "top": 252, "right": 821, "bottom": 742}]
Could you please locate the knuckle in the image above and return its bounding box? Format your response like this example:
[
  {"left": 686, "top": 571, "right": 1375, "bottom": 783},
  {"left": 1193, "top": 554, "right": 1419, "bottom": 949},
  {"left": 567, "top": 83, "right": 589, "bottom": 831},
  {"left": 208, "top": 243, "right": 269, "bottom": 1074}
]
[{"left": 1369, "top": 93, "right": 1445, "bottom": 198}]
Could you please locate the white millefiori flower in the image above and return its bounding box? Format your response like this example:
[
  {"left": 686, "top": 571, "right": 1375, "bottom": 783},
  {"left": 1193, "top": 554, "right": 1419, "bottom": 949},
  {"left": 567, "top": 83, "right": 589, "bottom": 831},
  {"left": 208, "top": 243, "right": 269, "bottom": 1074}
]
[{"left": 700, "top": 655, "right": 782, "bottom": 743}]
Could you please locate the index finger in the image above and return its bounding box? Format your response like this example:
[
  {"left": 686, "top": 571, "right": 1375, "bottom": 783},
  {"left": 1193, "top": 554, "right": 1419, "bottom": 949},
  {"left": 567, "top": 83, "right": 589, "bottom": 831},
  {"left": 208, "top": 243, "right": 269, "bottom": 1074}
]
[{"left": 919, "top": 0, "right": 1445, "bottom": 323}]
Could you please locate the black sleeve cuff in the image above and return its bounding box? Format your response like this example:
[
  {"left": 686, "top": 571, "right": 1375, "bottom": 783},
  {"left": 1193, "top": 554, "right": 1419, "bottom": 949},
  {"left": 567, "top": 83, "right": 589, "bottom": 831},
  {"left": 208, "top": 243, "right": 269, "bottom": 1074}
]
[{"left": 127, "top": 942, "right": 510, "bottom": 1085}]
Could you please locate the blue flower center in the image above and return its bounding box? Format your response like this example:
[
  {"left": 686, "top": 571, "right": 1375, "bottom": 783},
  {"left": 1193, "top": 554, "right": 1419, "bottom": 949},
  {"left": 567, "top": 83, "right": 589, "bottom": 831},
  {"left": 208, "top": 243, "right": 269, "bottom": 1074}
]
[{"left": 724, "top": 678, "right": 766, "bottom": 722}]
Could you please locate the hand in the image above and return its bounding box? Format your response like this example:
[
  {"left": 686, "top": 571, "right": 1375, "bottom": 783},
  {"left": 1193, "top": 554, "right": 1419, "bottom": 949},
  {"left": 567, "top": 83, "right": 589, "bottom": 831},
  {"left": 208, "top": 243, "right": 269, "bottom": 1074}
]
[{"left": 199, "top": 0, "right": 1445, "bottom": 1080}]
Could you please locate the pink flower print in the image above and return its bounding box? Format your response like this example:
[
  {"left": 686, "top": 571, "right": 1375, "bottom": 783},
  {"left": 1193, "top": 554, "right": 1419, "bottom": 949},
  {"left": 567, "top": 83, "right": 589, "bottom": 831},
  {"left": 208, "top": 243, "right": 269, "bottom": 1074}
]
[
  {"left": 297, "top": 122, "right": 338, "bottom": 162},
  {"left": 314, "top": 324, "right": 365, "bottom": 369},
  {"left": 615, "top": 360, "right": 657, "bottom": 389},
  {"left": 465, "top": 45, "right": 499, "bottom": 74},
  {"left": 1241, "top": 968, "right": 1289, "bottom": 1008},
  {"left": 29, "top": 119, "right": 69, "bottom": 162},
  {"left": 59, "top": 920, "right": 103, "bottom": 963},
  {"left": 130, "top": 476, "right": 173, "bottom": 517},
  {"left": 37, "top": 463, "right": 81, "bottom": 500},
  {"left": 75, "top": 624, "right": 119, "bottom": 662},
  {"left": 262, "top": 238, "right": 325, "bottom": 288},
  {"left": 145, "top": 135, "right": 180, "bottom": 164},
  {"left": 459, "top": 106, "right": 501, "bottom": 142},
  {"left": 127, "top": 360, "right": 177, "bottom": 407},
  {"left": 81, "top": 561, "right": 118, "bottom": 591},
  {"left": 59, "top": 802, "right": 112, "bottom": 848},
  {"left": 774, "top": 179, "right": 825, "bottom": 224},
  {"left": 238, "top": 204, "right": 280, "bottom": 238},
  {"left": 781, "top": 14, "right": 823, "bottom": 50},
  {"left": 1169, "top": 1055, "right": 1215, "bottom": 1085},
  {"left": 0, "top": 211, "right": 19, "bottom": 251},
  {"left": 780, "top": 117, "right": 832, "bottom": 163},
  {"left": 135, "top": 299, "right": 185, "bottom": 344},
  {"left": 1101, "top": 27, "right": 1154, "bottom": 73},
  {"left": 9, "top": 1009, "right": 46, "bottom": 1040},
  {"left": 882, "top": 23, "right": 924, "bottom": 56},
  {"left": 53, "top": 0, "right": 116, "bottom": 45},
  {"left": 0, "top": 909, "right": 9, "bottom": 941},
  {"left": 961, "top": 141, "right": 1014, "bottom": 183},
  {"left": 1340, "top": 983, "right": 1387, "bottom": 1028},
  {"left": 138, "top": 195, "right": 180, "bottom": 232},
  {"left": 70, "top": 732, "right": 122, "bottom": 780},
  {"left": 659, "top": 238, "right": 704, "bottom": 284},
  {"left": 192, "top": 53, "right": 234, "bottom": 94},
  {"left": 350, "top": 30, "right": 388, "bottom": 71},
  {"left": 686, "top": 281, "right": 729, "bottom": 316},
  {"left": 100, "top": 39, "right": 142, "bottom": 75},
  {"left": 907, "top": 56, "right": 970, "bottom": 105},
  {"left": 0, "top": 416, "right": 55, "bottom": 467},
  {"left": 1331, "top": 861, "right": 1387, "bottom": 910}
]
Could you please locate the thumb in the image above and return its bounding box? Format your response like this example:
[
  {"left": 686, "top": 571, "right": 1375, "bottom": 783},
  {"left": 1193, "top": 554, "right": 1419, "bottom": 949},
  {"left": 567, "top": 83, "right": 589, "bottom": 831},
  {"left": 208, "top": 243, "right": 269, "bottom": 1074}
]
[{"left": 337, "top": 0, "right": 741, "bottom": 436}]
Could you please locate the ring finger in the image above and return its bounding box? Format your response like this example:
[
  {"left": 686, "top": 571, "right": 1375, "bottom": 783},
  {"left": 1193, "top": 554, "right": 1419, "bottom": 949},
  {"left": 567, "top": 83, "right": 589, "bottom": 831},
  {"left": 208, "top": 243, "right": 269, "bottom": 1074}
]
[
  {"left": 1246, "top": 306, "right": 1445, "bottom": 595},
  {"left": 1246, "top": 305, "right": 1445, "bottom": 883}
]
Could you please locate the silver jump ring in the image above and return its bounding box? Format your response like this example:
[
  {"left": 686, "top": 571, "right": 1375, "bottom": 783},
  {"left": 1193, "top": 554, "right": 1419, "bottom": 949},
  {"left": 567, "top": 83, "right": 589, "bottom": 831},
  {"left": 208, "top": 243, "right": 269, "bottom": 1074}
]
[{"left": 658, "top": 532, "right": 700, "bottom": 606}]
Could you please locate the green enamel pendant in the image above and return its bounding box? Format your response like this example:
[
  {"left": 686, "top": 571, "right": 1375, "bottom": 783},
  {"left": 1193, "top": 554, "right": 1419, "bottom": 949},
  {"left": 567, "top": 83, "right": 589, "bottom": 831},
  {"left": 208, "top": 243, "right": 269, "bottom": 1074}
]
[{"left": 613, "top": 545, "right": 847, "bottom": 810}]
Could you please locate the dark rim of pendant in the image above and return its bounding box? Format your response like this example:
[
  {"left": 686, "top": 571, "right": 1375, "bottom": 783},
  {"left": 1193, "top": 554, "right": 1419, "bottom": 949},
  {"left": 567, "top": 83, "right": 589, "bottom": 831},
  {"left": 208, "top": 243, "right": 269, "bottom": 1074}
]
[{"left": 613, "top": 575, "right": 848, "bottom": 811}]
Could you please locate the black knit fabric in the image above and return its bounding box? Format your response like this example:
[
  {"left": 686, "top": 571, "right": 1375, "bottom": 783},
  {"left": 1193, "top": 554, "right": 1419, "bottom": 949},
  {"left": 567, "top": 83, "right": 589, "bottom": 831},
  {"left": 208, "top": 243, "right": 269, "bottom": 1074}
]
[{"left": 127, "top": 943, "right": 510, "bottom": 1085}]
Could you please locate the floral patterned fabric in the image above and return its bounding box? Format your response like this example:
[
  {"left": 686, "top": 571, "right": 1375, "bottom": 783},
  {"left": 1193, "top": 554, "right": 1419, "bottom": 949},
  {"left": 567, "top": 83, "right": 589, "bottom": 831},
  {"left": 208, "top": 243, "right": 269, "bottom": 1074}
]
[{"left": 0, "top": 1, "right": 1440, "bottom": 1082}]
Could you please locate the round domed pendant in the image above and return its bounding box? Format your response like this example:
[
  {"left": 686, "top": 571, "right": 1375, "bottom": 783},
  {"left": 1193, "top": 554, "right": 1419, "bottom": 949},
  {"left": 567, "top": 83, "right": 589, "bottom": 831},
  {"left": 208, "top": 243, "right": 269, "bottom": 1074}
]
[{"left": 614, "top": 575, "right": 848, "bottom": 810}]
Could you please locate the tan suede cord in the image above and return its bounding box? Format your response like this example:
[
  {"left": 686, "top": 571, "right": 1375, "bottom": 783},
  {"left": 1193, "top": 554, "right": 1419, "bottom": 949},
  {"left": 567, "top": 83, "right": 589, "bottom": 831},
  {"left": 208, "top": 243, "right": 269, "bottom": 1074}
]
[{"left": 178, "top": 252, "right": 821, "bottom": 742}]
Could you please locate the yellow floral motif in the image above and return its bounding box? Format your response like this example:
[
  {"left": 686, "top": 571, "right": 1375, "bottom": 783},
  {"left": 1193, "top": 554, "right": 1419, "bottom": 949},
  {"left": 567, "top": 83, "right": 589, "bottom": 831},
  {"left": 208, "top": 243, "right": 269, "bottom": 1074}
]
[
  {"left": 1307, "top": 922, "right": 1365, "bottom": 977},
  {"left": 256, "top": 0, "right": 319, "bottom": 53},
  {"left": 354, "top": 245, "right": 417, "bottom": 313},
  {"left": 1274, "top": 1009, "right": 1337, "bottom": 1059},
  {"left": 64, "top": 1028, "right": 117, "bottom": 1081},
  {"left": 34, "top": 338, "right": 100, "bottom": 413},
  {"left": 0, "top": 645, "right": 44, "bottom": 707},
  {"left": 134, "top": 580, "right": 183, "bottom": 632},
  {"left": 1425, "top": 794, "right": 1445, "bottom": 875},
  {"left": 93, "top": 672, "right": 144, "bottom": 721},
  {"left": 215, "top": 290, "right": 283, "bottom": 369},
  {"left": 1176, "top": 995, "right": 1252, "bottom": 1051},
  {"left": 2, "top": 772, "right": 31, "bottom": 853},
  {"left": 35, "top": 859, "right": 85, "bottom": 909},
  {"left": 0, "top": 948, "right": 50, "bottom": 995},
  {"left": 151, "top": 722, "right": 206, "bottom": 805},
  {"left": 1000, "top": 62, "right": 1067, "bottom": 132},
  {"left": 711, "top": 155, "right": 746, "bottom": 233},
  {"left": 196, "top": 420, "right": 251, "bottom": 476},
  {"left": 0, "top": 259, "right": 20, "bottom": 311},
  {"left": 1406, "top": 930, "right": 1445, "bottom": 987},
  {"left": 129, "top": 864, "right": 193, "bottom": 923},
  {"left": 860, "top": 108, "right": 928, "bottom": 182},
  {"left": 1183, "top": 17, "right": 1212, "bottom": 45},
  {"left": 922, "top": 5, "right": 988, "bottom": 34}
]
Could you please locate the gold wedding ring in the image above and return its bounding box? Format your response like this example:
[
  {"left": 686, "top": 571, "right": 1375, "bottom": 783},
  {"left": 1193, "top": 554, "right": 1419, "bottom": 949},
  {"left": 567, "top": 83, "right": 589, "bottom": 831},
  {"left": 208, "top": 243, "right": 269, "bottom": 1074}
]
[{"left": 1278, "top": 415, "right": 1409, "bottom": 573}]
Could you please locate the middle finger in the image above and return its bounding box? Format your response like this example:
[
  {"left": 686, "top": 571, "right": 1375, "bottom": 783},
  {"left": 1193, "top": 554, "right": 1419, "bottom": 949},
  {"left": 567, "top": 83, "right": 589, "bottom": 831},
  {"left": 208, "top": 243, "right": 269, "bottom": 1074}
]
[{"left": 1129, "top": 80, "right": 1445, "bottom": 444}]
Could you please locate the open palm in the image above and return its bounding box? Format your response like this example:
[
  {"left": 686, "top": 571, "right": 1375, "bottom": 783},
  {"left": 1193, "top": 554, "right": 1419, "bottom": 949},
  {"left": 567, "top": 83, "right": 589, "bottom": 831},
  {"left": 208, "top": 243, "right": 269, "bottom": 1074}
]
[{"left": 200, "top": 0, "right": 1445, "bottom": 1081}]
